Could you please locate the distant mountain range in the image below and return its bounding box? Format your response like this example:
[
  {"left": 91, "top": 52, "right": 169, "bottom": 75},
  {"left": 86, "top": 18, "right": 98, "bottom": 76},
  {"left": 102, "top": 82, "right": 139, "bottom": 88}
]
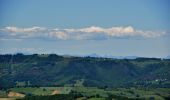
[
  {"left": 7, "top": 52, "right": 170, "bottom": 59},
  {"left": 85, "top": 53, "right": 151, "bottom": 59},
  {"left": 165, "top": 55, "right": 170, "bottom": 59}
]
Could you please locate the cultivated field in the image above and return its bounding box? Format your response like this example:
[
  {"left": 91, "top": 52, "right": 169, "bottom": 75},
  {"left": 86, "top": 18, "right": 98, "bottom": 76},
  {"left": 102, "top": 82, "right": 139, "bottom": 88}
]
[{"left": 0, "top": 87, "right": 170, "bottom": 100}]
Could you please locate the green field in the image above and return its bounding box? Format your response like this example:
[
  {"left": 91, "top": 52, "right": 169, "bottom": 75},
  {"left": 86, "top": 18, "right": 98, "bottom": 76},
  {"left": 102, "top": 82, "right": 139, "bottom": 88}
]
[{"left": 0, "top": 87, "right": 170, "bottom": 100}]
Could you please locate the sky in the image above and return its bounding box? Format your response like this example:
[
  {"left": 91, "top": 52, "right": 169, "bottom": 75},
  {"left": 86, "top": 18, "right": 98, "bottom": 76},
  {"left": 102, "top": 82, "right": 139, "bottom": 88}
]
[{"left": 0, "top": 0, "right": 170, "bottom": 58}]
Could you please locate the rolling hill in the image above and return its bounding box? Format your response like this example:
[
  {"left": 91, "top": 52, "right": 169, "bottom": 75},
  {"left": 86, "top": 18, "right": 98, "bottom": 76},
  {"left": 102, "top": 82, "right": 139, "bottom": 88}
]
[{"left": 0, "top": 54, "right": 170, "bottom": 88}]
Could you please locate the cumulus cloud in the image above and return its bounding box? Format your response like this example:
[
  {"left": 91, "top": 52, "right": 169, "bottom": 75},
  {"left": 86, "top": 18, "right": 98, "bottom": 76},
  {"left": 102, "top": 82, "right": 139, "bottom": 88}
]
[
  {"left": 49, "top": 31, "right": 69, "bottom": 40},
  {"left": 4, "top": 26, "right": 46, "bottom": 33},
  {"left": 0, "top": 26, "right": 166, "bottom": 40},
  {"left": 64, "top": 26, "right": 134, "bottom": 34}
]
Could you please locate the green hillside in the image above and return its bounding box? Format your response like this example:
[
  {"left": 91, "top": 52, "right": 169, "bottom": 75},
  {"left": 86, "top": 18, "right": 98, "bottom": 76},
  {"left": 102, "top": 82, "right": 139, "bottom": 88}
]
[{"left": 0, "top": 54, "right": 170, "bottom": 88}]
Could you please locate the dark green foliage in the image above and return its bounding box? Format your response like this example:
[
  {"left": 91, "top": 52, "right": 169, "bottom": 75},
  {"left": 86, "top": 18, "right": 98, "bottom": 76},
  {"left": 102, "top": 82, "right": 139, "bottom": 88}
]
[
  {"left": 16, "top": 94, "right": 76, "bottom": 100},
  {"left": 0, "top": 54, "right": 12, "bottom": 63},
  {"left": 106, "top": 93, "right": 143, "bottom": 100}
]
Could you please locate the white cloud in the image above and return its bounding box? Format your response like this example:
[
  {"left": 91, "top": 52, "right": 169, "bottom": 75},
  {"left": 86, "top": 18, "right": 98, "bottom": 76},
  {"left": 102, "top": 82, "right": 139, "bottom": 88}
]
[
  {"left": 49, "top": 31, "right": 69, "bottom": 40},
  {"left": 77, "top": 26, "right": 105, "bottom": 33},
  {"left": 64, "top": 26, "right": 134, "bottom": 34},
  {"left": 105, "top": 26, "right": 134, "bottom": 36},
  {"left": 4, "top": 26, "right": 46, "bottom": 33},
  {"left": 0, "top": 26, "right": 167, "bottom": 40},
  {"left": 135, "top": 30, "right": 166, "bottom": 38}
]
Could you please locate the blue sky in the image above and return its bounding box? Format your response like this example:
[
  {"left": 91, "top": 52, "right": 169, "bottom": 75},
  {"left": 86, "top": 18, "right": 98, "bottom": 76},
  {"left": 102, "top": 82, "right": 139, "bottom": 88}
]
[{"left": 0, "top": 0, "right": 170, "bottom": 57}]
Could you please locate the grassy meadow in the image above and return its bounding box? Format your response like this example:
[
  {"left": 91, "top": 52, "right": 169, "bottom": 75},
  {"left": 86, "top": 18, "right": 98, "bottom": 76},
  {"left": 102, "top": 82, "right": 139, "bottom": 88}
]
[{"left": 0, "top": 87, "right": 170, "bottom": 100}]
